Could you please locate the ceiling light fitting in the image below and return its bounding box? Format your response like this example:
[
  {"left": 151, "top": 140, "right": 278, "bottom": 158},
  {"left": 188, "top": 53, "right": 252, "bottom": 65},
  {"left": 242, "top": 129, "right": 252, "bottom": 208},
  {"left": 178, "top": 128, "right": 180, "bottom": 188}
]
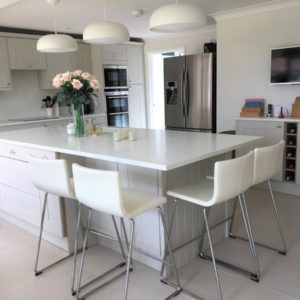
[
  {"left": 83, "top": 0, "right": 129, "bottom": 44},
  {"left": 37, "top": 0, "right": 78, "bottom": 53},
  {"left": 149, "top": 0, "right": 206, "bottom": 33}
]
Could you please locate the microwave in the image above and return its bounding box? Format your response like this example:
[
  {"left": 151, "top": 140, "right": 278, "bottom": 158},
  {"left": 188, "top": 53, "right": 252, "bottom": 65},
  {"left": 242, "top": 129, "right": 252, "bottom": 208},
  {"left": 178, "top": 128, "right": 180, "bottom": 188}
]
[{"left": 103, "top": 65, "right": 127, "bottom": 89}]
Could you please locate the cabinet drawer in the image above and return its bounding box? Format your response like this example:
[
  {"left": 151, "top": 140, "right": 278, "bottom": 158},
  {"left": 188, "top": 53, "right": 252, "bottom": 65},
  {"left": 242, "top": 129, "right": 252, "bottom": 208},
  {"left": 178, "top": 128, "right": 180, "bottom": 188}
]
[
  {"left": 0, "top": 142, "right": 55, "bottom": 161},
  {"left": 0, "top": 157, "right": 39, "bottom": 196},
  {"left": 1, "top": 184, "right": 41, "bottom": 227}
]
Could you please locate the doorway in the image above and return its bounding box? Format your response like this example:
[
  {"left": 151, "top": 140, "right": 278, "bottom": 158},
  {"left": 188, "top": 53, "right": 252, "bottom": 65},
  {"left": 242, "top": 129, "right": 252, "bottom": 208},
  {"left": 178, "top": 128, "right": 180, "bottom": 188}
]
[{"left": 148, "top": 48, "right": 184, "bottom": 129}]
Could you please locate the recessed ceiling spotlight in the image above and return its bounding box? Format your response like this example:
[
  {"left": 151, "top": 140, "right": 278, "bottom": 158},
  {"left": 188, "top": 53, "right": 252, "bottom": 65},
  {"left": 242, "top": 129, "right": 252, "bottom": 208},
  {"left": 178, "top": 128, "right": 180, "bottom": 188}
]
[{"left": 131, "top": 9, "right": 144, "bottom": 18}]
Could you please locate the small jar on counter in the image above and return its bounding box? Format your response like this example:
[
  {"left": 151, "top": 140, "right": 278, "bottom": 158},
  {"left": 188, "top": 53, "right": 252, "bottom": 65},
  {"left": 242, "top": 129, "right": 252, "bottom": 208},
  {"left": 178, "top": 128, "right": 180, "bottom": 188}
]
[{"left": 86, "top": 118, "right": 96, "bottom": 135}]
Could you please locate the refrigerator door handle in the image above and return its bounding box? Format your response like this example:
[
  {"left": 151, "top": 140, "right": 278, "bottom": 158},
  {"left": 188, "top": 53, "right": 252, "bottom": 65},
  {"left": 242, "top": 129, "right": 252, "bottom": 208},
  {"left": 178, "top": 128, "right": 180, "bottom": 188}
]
[
  {"left": 184, "top": 69, "right": 190, "bottom": 117},
  {"left": 181, "top": 68, "right": 185, "bottom": 120}
]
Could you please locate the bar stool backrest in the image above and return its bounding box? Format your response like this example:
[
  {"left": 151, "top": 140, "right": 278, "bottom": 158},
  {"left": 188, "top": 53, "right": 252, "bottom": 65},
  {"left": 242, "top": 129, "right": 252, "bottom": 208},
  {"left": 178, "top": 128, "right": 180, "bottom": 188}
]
[
  {"left": 72, "top": 163, "right": 125, "bottom": 217},
  {"left": 28, "top": 156, "right": 73, "bottom": 198},
  {"left": 211, "top": 151, "right": 254, "bottom": 205},
  {"left": 252, "top": 140, "right": 285, "bottom": 186}
]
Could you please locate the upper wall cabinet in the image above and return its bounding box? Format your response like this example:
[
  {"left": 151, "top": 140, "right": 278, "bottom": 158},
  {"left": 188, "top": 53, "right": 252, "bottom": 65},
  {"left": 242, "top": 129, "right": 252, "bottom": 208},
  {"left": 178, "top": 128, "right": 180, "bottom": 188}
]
[
  {"left": 7, "top": 38, "right": 46, "bottom": 70},
  {"left": 101, "top": 44, "right": 127, "bottom": 63},
  {"left": 38, "top": 43, "right": 92, "bottom": 90},
  {"left": 126, "top": 44, "right": 144, "bottom": 85},
  {"left": 0, "top": 38, "right": 12, "bottom": 90}
]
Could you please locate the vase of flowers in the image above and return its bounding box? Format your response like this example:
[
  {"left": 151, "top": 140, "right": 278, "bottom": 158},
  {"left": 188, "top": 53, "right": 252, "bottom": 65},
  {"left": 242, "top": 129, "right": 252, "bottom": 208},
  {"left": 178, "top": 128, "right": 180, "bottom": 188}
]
[{"left": 52, "top": 70, "right": 100, "bottom": 137}]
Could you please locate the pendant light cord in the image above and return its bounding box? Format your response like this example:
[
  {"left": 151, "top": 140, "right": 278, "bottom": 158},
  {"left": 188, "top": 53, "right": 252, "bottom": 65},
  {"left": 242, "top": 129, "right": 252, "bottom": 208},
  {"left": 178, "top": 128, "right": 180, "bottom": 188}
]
[
  {"left": 51, "top": 3, "right": 58, "bottom": 34},
  {"left": 103, "top": 0, "right": 106, "bottom": 20}
]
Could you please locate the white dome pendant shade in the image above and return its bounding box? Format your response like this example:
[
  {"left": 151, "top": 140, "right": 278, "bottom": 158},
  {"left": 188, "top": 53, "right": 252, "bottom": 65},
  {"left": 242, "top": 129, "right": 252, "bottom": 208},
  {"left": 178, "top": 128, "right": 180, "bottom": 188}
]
[
  {"left": 149, "top": 2, "right": 206, "bottom": 32},
  {"left": 83, "top": 21, "right": 129, "bottom": 44},
  {"left": 37, "top": 0, "right": 78, "bottom": 53},
  {"left": 37, "top": 34, "right": 78, "bottom": 53}
]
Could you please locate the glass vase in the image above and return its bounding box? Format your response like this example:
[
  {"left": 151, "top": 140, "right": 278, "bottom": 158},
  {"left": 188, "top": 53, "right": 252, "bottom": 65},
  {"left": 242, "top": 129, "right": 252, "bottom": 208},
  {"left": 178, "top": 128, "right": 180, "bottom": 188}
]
[{"left": 72, "top": 104, "right": 85, "bottom": 137}]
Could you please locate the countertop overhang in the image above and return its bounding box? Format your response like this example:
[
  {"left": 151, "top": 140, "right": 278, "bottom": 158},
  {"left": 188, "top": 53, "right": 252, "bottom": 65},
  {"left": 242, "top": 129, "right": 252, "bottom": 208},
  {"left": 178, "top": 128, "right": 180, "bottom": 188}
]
[{"left": 0, "top": 127, "right": 261, "bottom": 171}]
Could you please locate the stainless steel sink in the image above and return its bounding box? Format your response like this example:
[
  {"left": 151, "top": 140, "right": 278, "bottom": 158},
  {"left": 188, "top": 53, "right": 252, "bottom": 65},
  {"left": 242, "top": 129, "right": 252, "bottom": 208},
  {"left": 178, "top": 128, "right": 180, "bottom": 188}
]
[{"left": 7, "top": 116, "right": 60, "bottom": 122}]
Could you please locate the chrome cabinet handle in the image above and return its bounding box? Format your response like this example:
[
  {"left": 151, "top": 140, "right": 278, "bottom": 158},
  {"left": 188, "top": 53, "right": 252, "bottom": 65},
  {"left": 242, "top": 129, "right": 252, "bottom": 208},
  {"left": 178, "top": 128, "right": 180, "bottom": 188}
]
[{"left": 9, "top": 148, "right": 16, "bottom": 155}]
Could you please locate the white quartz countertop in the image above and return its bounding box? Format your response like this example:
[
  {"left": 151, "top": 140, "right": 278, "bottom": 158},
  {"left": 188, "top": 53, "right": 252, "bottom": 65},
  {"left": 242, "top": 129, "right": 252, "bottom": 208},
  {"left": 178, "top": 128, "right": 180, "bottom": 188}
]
[
  {"left": 0, "top": 127, "right": 261, "bottom": 171},
  {"left": 236, "top": 117, "right": 300, "bottom": 122},
  {"left": 0, "top": 113, "right": 106, "bottom": 127}
]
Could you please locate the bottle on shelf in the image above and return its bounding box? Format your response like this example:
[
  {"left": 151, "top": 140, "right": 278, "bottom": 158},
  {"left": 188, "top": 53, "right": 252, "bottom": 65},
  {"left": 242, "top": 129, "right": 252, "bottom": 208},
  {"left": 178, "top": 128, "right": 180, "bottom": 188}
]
[
  {"left": 279, "top": 107, "right": 285, "bottom": 118},
  {"left": 287, "top": 152, "right": 293, "bottom": 157},
  {"left": 290, "top": 128, "right": 296, "bottom": 133},
  {"left": 288, "top": 164, "right": 295, "bottom": 169},
  {"left": 286, "top": 175, "right": 293, "bottom": 181}
]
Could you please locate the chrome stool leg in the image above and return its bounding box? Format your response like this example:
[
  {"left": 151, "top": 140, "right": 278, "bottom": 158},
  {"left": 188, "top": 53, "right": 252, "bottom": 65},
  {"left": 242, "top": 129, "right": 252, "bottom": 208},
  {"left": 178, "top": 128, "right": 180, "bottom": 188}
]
[
  {"left": 76, "top": 209, "right": 92, "bottom": 300},
  {"left": 268, "top": 180, "right": 287, "bottom": 255},
  {"left": 124, "top": 219, "right": 135, "bottom": 300},
  {"left": 239, "top": 194, "right": 260, "bottom": 281},
  {"left": 198, "top": 208, "right": 210, "bottom": 256},
  {"left": 228, "top": 197, "right": 238, "bottom": 237},
  {"left": 34, "top": 192, "right": 48, "bottom": 276},
  {"left": 112, "top": 216, "right": 127, "bottom": 264},
  {"left": 203, "top": 208, "right": 223, "bottom": 300}
]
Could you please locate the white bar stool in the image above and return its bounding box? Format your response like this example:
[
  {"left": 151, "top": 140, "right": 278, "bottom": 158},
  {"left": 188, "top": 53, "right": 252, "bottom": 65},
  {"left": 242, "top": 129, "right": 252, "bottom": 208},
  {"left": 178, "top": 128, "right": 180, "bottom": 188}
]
[
  {"left": 229, "top": 140, "right": 287, "bottom": 255},
  {"left": 165, "top": 151, "right": 259, "bottom": 300},
  {"left": 29, "top": 157, "right": 127, "bottom": 296},
  {"left": 72, "top": 163, "right": 182, "bottom": 300}
]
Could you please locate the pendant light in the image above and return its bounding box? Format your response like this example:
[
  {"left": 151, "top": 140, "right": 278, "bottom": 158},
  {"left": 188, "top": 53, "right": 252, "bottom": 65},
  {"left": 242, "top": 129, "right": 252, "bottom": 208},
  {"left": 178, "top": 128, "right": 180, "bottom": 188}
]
[
  {"left": 149, "top": 0, "right": 206, "bottom": 32},
  {"left": 83, "top": 0, "right": 129, "bottom": 44},
  {"left": 37, "top": 0, "right": 78, "bottom": 53}
]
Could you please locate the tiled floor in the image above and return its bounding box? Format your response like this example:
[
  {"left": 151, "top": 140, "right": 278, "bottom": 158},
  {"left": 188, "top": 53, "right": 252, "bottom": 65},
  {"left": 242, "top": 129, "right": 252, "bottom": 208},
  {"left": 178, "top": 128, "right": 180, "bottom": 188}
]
[{"left": 0, "top": 188, "right": 299, "bottom": 300}]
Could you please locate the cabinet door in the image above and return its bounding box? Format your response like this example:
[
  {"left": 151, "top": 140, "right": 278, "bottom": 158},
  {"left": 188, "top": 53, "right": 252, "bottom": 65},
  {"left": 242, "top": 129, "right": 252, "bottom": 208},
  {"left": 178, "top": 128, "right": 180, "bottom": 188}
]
[
  {"left": 127, "top": 45, "right": 144, "bottom": 85},
  {"left": 39, "top": 43, "right": 92, "bottom": 89},
  {"left": 7, "top": 38, "right": 46, "bottom": 70},
  {"left": 128, "top": 84, "right": 146, "bottom": 128},
  {"left": 0, "top": 38, "right": 12, "bottom": 90},
  {"left": 236, "top": 120, "right": 284, "bottom": 181},
  {"left": 101, "top": 44, "right": 127, "bottom": 61}
]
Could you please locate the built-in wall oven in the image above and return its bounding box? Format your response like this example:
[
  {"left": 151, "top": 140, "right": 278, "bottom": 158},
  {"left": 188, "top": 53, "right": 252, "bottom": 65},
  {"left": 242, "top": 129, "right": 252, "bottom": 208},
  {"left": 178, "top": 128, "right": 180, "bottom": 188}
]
[
  {"left": 105, "top": 89, "right": 129, "bottom": 127},
  {"left": 103, "top": 65, "right": 127, "bottom": 89},
  {"left": 103, "top": 64, "right": 129, "bottom": 127}
]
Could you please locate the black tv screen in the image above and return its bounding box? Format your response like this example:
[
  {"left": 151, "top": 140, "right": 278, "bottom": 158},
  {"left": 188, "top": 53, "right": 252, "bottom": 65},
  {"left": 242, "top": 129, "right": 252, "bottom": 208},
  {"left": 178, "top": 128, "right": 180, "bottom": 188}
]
[{"left": 271, "top": 46, "right": 300, "bottom": 84}]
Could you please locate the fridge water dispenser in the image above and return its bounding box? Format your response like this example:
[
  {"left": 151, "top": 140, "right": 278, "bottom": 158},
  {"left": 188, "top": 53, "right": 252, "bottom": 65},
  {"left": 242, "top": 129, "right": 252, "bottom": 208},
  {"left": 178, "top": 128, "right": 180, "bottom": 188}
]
[{"left": 166, "top": 82, "right": 178, "bottom": 105}]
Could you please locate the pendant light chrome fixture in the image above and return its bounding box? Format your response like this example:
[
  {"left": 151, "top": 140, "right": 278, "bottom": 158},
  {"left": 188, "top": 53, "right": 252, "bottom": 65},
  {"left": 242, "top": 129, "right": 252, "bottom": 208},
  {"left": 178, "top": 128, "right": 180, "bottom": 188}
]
[
  {"left": 37, "top": 0, "right": 78, "bottom": 53},
  {"left": 83, "top": 0, "right": 129, "bottom": 44},
  {"left": 149, "top": 0, "right": 206, "bottom": 32}
]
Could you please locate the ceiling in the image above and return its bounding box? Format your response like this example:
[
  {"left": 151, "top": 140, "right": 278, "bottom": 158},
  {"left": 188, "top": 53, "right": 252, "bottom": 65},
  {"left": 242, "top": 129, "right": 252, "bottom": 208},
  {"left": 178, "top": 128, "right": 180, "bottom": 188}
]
[{"left": 0, "top": 0, "right": 280, "bottom": 39}]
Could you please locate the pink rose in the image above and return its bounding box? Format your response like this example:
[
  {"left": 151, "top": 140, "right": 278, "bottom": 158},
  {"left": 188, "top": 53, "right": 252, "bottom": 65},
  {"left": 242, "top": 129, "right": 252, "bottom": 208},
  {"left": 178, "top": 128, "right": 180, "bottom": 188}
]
[
  {"left": 81, "top": 72, "right": 92, "bottom": 80},
  {"left": 62, "top": 71, "right": 71, "bottom": 82},
  {"left": 72, "top": 79, "right": 83, "bottom": 89},
  {"left": 52, "top": 75, "right": 62, "bottom": 88},
  {"left": 90, "top": 79, "right": 100, "bottom": 90}
]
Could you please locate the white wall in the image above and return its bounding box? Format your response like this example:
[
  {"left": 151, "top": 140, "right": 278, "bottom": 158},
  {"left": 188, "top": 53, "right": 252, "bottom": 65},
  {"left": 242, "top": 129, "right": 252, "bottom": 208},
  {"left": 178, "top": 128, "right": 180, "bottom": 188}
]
[
  {"left": 144, "top": 27, "right": 216, "bottom": 128},
  {"left": 217, "top": 4, "right": 300, "bottom": 132},
  {"left": 0, "top": 71, "right": 56, "bottom": 120}
]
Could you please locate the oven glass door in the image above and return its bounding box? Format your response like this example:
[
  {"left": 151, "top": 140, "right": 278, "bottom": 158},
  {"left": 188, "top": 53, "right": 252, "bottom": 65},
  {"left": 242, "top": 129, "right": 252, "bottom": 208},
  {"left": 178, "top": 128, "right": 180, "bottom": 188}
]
[
  {"left": 104, "top": 68, "right": 127, "bottom": 88},
  {"left": 106, "top": 96, "right": 128, "bottom": 113},
  {"left": 108, "top": 113, "right": 129, "bottom": 127}
]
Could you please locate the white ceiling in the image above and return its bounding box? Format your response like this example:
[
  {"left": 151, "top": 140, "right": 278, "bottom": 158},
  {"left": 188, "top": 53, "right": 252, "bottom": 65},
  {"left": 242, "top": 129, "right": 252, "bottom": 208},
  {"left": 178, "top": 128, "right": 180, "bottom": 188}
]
[{"left": 0, "top": 0, "right": 280, "bottom": 39}]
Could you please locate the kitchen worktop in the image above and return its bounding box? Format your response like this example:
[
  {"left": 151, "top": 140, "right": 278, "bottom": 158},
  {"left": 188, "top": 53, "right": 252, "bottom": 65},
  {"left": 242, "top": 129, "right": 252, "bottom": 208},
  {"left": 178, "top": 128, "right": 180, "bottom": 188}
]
[
  {"left": 0, "top": 126, "right": 261, "bottom": 171},
  {"left": 236, "top": 117, "right": 300, "bottom": 122},
  {"left": 0, "top": 113, "right": 106, "bottom": 127}
]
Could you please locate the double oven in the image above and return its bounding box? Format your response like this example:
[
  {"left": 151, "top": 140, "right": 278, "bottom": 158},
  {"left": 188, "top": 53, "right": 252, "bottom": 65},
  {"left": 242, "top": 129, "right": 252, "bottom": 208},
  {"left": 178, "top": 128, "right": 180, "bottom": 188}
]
[{"left": 103, "top": 65, "right": 129, "bottom": 127}]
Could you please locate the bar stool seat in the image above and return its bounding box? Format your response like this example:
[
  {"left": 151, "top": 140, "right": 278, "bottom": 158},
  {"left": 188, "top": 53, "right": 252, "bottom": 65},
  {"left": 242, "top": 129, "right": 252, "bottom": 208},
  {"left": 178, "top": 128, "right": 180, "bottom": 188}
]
[
  {"left": 72, "top": 164, "right": 181, "bottom": 300},
  {"left": 165, "top": 151, "right": 259, "bottom": 300}
]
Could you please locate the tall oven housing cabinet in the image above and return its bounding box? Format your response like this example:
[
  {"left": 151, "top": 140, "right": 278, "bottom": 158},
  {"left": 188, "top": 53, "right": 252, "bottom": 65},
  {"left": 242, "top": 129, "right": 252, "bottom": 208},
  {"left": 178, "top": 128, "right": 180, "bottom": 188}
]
[
  {"left": 164, "top": 53, "right": 216, "bottom": 132},
  {"left": 103, "top": 64, "right": 129, "bottom": 127}
]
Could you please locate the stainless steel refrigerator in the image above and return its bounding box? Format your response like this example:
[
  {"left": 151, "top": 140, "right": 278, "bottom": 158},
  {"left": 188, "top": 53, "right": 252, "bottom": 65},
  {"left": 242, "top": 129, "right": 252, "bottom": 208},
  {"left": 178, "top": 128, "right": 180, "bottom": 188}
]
[{"left": 164, "top": 53, "right": 216, "bottom": 132}]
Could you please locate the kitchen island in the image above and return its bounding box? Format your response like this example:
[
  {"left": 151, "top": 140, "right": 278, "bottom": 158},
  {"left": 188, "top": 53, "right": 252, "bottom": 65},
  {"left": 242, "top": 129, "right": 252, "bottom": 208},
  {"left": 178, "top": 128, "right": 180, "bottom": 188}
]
[{"left": 0, "top": 126, "right": 261, "bottom": 270}]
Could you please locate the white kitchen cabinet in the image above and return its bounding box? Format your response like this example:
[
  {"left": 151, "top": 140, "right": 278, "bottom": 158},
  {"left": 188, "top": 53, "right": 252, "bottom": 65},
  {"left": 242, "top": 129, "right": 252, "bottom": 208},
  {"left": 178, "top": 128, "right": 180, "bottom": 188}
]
[
  {"left": 127, "top": 44, "right": 144, "bottom": 85},
  {"left": 0, "top": 38, "right": 12, "bottom": 90},
  {"left": 128, "top": 84, "right": 146, "bottom": 128},
  {"left": 101, "top": 44, "right": 127, "bottom": 62},
  {"left": 0, "top": 143, "right": 65, "bottom": 240},
  {"left": 236, "top": 119, "right": 284, "bottom": 181},
  {"left": 39, "top": 43, "right": 92, "bottom": 89},
  {"left": 7, "top": 37, "right": 46, "bottom": 70}
]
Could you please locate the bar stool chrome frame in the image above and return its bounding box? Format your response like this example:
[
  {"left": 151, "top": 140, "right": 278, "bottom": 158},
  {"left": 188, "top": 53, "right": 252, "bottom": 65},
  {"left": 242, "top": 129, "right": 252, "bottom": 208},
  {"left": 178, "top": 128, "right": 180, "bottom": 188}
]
[
  {"left": 72, "top": 163, "right": 182, "bottom": 300},
  {"left": 164, "top": 151, "right": 259, "bottom": 300},
  {"left": 229, "top": 140, "right": 287, "bottom": 255}
]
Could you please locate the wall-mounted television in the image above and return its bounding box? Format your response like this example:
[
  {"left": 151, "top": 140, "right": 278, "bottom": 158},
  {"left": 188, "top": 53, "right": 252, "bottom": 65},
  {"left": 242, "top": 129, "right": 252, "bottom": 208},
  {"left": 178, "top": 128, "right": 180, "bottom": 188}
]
[{"left": 270, "top": 46, "right": 300, "bottom": 85}]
